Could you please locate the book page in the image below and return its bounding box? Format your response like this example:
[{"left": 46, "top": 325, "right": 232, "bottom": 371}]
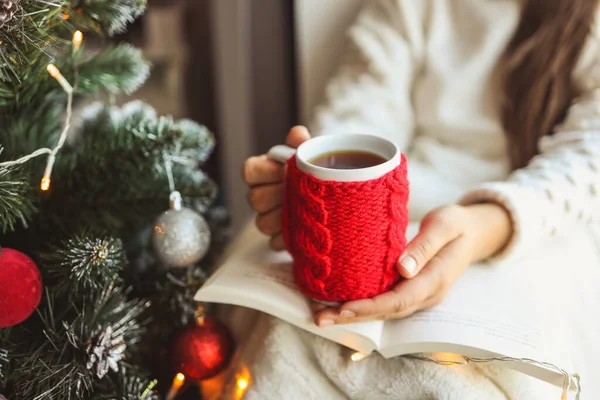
[
  {"left": 195, "top": 222, "right": 384, "bottom": 354},
  {"left": 378, "top": 226, "right": 600, "bottom": 388}
]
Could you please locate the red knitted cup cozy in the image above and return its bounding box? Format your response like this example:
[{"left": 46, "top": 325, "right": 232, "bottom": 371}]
[{"left": 281, "top": 154, "right": 409, "bottom": 303}]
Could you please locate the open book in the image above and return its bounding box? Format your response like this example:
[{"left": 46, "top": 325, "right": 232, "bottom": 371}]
[{"left": 195, "top": 223, "right": 580, "bottom": 390}]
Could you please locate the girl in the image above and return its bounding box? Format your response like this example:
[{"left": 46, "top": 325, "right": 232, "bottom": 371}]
[{"left": 242, "top": 0, "right": 600, "bottom": 398}]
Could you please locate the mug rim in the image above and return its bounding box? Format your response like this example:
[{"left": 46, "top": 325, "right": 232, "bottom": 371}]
[{"left": 295, "top": 133, "right": 401, "bottom": 182}]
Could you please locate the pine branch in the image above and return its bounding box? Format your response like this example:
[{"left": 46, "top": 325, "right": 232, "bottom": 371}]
[
  {"left": 92, "top": 367, "right": 159, "bottom": 400},
  {"left": 11, "top": 282, "right": 150, "bottom": 400},
  {"left": 0, "top": 0, "right": 70, "bottom": 81},
  {"left": 0, "top": 92, "right": 66, "bottom": 159},
  {"left": 77, "top": 44, "right": 150, "bottom": 96},
  {"left": 37, "top": 101, "right": 216, "bottom": 234},
  {"left": 152, "top": 269, "right": 207, "bottom": 328},
  {"left": 176, "top": 119, "right": 216, "bottom": 164},
  {"left": 10, "top": 292, "right": 95, "bottom": 400},
  {"left": 0, "top": 165, "right": 37, "bottom": 233},
  {"left": 43, "top": 234, "right": 127, "bottom": 298},
  {"left": 0, "top": 330, "right": 8, "bottom": 389},
  {"left": 175, "top": 165, "right": 218, "bottom": 214},
  {"left": 69, "top": 0, "right": 147, "bottom": 36},
  {"left": 0, "top": 0, "right": 146, "bottom": 85}
]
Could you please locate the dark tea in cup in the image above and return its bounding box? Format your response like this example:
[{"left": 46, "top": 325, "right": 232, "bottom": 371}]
[{"left": 309, "top": 150, "right": 387, "bottom": 169}]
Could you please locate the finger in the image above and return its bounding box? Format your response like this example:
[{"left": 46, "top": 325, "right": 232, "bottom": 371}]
[
  {"left": 310, "top": 301, "right": 328, "bottom": 313},
  {"left": 314, "top": 307, "right": 344, "bottom": 326},
  {"left": 397, "top": 207, "right": 464, "bottom": 278},
  {"left": 255, "top": 208, "right": 282, "bottom": 236},
  {"left": 424, "top": 235, "right": 472, "bottom": 286},
  {"left": 269, "top": 233, "right": 285, "bottom": 251},
  {"left": 315, "top": 293, "right": 445, "bottom": 326},
  {"left": 286, "top": 125, "right": 311, "bottom": 148},
  {"left": 243, "top": 155, "right": 285, "bottom": 186},
  {"left": 342, "top": 276, "right": 433, "bottom": 320},
  {"left": 247, "top": 183, "right": 284, "bottom": 213},
  {"left": 313, "top": 281, "right": 425, "bottom": 326}
]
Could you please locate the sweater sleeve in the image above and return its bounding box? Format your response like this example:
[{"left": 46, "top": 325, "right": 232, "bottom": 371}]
[
  {"left": 460, "top": 88, "right": 600, "bottom": 262},
  {"left": 308, "top": 0, "right": 426, "bottom": 151}
]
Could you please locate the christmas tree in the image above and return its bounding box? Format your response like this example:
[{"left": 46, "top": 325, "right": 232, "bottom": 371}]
[{"left": 0, "top": 1, "right": 231, "bottom": 398}]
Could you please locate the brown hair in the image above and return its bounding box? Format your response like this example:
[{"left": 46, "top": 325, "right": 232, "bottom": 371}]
[{"left": 499, "top": 0, "right": 598, "bottom": 169}]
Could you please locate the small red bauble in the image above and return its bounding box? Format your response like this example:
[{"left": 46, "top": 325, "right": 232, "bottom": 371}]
[
  {"left": 171, "top": 316, "right": 234, "bottom": 381},
  {"left": 0, "top": 248, "right": 43, "bottom": 328}
]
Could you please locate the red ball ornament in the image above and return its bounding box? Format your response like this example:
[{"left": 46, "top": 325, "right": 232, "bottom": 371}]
[
  {"left": 171, "top": 316, "right": 234, "bottom": 381},
  {"left": 0, "top": 248, "right": 43, "bottom": 328}
]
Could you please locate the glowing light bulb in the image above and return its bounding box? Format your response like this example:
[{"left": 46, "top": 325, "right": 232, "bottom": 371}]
[
  {"left": 235, "top": 373, "right": 250, "bottom": 399},
  {"left": 46, "top": 64, "right": 59, "bottom": 78},
  {"left": 430, "top": 352, "right": 465, "bottom": 366},
  {"left": 46, "top": 64, "right": 73, "bottom": 93},
  {"left": 237, "top": 378, "right": 248, "bottom": 390},
  {"left": 351, "top": 352, "right": 366, "bottom": 362},
  {"left": 166, "top": 373, "right": 186, "bottom": 400},
  {"left": 40, "top": 177, "right": 50, "bottom": 191},
  {"left": 72, "top": 30, "right": 83, "bottom": 51}
]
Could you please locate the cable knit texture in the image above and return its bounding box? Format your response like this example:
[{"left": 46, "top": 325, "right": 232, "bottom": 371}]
[{"left": 281, "top": 154, "right": 409, "bottom": 302}]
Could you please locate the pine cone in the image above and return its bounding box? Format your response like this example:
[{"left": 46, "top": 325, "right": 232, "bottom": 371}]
[
  {"left": 85, "top": 326, "right": 127, "bottom": 379},
  {"left": 0, "top": 0, "right": 17, "bottom": 29}
]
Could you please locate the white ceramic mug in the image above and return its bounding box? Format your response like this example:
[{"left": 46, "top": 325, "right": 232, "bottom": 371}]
[{"left": 267, "top": 134, "right": 401, "bottom": 181}]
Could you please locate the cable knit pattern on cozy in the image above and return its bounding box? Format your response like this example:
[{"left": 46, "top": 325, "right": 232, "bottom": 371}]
[
  {"left": 281, "top": 155, "right": 409, "bottom": 302},
  {"left": 239, "top": 1, "right": 600, "bottom": 398}
]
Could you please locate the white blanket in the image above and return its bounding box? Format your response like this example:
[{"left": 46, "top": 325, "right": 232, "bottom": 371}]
[{"left": 212, "top": 226, "right": 600, "bottom": 400}]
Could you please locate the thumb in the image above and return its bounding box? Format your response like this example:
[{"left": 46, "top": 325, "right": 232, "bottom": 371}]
[
  {"left": 286, "top": 125, "right": 311, "bottom": 148},
  {"left": 396, "top": 209, "right": 461, "bottom": 278}
]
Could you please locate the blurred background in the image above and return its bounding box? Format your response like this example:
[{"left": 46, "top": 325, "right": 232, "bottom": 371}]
[{"left": 111, "top": 0, "right": 362, "bottom": 232}]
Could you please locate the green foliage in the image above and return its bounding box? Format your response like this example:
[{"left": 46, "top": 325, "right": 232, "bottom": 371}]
[
  {"left": 0, "top": 43, "right": 150, "bottom": 109},
  {"left": 0, "top": 166, "right": 37, "bottom": 233},
  {"left": 0, "top": 77, "right": 219, "bottom": 400},
  {"left": 9, "top": 283, "right": 149, "bottom": 400},
  {"left": 69, "top": 0, "right": 148, "bottom": 35},
  {"left": 0, "top": 0, "right": 225, "bottom": 397},
  {"left": 0, "top": 0, "right": 68, "bottom": 81},
  {"left": 43, "top": 235, "right": 127, "bottom": 297},
  {"left": 0, "top": 0, "right": 148, "bottom": 84},
  {"left": 0, "top": 332, "right": 8, "bottom": 388},
  {"left": 77, "top": 44, "right": 151, "bottom": 96},
  {"left": 41, "top": 101, "right": 217, "bottom": 233},
  {"left": 92, "top": 368, "right": 160, "bottom": 400}
]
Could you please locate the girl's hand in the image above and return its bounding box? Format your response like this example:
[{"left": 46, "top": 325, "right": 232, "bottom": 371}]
[
  {"left": 243, "top": 126, "right": 311, "bottom": 250},
  {"left": 314, "top": 203, "right": 512, "bottom": 326}
]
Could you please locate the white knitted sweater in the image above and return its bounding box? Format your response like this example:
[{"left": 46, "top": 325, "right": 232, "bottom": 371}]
[{"left": 234, "top": 1, "right": 600, "bottom": 399}]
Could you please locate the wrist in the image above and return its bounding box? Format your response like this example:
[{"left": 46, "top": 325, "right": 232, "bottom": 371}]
[{"left": 464, "top": 203, "right": 513, "bottom": 262}]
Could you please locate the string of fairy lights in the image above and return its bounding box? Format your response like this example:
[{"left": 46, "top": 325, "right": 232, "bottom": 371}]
[
  {"left": 350, "top": 351, "right": 580, "bottom": 400},
  {"left": 0, "top": 30, "right": 81, "bottom": 191}
]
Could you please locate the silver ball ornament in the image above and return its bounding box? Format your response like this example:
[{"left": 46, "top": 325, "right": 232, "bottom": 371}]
[{"left": 152, "top": 192, "right": 211, "bottom": 268}]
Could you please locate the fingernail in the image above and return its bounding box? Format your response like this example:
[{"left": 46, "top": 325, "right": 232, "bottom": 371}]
[
  {"left": 340, "top": 310, "right": 356, "bottom": 318},
  {"left": 318, "top": 319, "right": 335, "bottom": 327},
  {"left": 399, "top": 255, "right": 418, "bottom": 276}
]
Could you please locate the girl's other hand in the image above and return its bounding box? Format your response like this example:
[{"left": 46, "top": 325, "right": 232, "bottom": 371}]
[
  {"left": 314, "top": 203, "right": 512, "bottom": 326},
  {"left": 243, "top": 126, "right": 311, "bottom": 250}
]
